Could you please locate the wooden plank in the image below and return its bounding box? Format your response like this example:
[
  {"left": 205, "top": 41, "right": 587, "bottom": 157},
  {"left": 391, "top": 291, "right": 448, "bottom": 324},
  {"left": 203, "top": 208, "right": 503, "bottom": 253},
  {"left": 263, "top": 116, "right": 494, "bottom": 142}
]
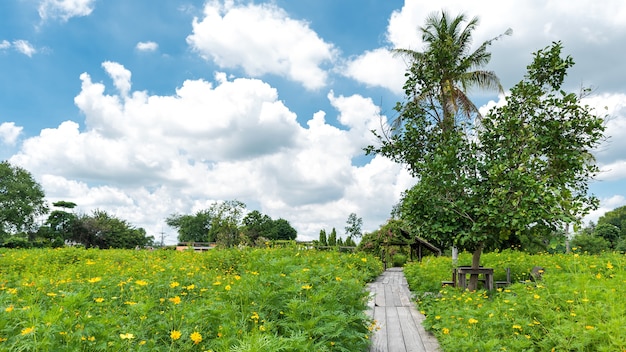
[
  {"left": 370, "top": 306, "right": 387, "bottom": 352},
  {"left": 386, "top": 307, "right": 406, "bottom": 351},
  {"left": 397, "top": 306, "right": 427, "bottom": 352}
]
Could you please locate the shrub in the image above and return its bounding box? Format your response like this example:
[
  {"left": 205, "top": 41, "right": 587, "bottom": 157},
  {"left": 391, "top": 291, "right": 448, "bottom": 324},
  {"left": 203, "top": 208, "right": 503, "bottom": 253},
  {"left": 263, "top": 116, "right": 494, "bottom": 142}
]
[
  {"left": 392, "top": 254, "right": 407, "bottom": 267},
  {"left": 571, "top": 233, "right": 610, "bottom": 254}
]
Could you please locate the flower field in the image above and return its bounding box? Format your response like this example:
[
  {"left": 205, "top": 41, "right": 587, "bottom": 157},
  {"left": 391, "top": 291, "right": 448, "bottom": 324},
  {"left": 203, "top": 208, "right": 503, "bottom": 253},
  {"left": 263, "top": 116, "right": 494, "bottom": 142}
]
[
  {"left": 0, "top": 247, "right": 382, "bottom": 351},
  {"left": 404, "top": 250, "right": 626, "bottom": 351}
]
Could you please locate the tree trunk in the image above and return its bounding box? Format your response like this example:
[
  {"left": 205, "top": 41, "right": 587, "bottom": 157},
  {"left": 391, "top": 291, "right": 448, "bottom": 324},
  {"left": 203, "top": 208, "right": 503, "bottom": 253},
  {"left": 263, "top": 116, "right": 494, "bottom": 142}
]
[
  {"left": 451, "top": 246, "right": 458, "bottom": 265},
  {"left": 468, "top": 243, "right": 483, "bottom": 291}
]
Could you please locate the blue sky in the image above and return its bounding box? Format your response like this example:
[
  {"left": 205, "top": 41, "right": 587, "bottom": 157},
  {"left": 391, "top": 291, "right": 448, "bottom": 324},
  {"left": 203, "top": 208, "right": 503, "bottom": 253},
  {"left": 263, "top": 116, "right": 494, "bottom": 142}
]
[{"left": 2, "top": 0, "right": 625, "bottom": 243}]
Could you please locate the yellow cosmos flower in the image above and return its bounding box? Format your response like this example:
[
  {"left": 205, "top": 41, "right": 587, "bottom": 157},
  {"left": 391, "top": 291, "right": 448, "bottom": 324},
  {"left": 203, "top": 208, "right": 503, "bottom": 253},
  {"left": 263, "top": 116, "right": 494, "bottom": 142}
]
[
  {"left": 190, "top": 331, "right": 202, "bottom": 344},
  {"left": 5, "top": 305, "right": 14, "bottom": 312},
  {"left": 468, "top": 318, "right": 478, "bottom": 324},
  {"left": 135, "top": 280, "right": 148, "bottom": 286},
  {"left": 170, "top": 282, "right": 180, "bottom": 288},
  {"left": 21, "top": 326, "right": 35, "bottom": 335},
  {"left": 335, "top": 277, "right": 342, "bottom": 282},
  {"left": 87, "top": 277, "right": 102, "bottom": 283},
  {"left": 606, "top": 262, "right": 614, "bottom": 270},
  {"left": 119, "top": 333, "right": 134, "bottom": 340},
  {"left": 94, "top": 297, "right": 104, "bottom": 303},
  {"left": 225, "top": 285, "right": 231, "bottom": 291},
  {"left": 170, "top": 330, "right": 181, "bottom": 340},
  {"left": 169, "top": 296, "right": 181, "bottom": 305},
  {"left": 301, "top": 284, "right": 312, "bottom": 290},
  {"left": 442, "top": 328, "right": 450, "bottom": 335}
]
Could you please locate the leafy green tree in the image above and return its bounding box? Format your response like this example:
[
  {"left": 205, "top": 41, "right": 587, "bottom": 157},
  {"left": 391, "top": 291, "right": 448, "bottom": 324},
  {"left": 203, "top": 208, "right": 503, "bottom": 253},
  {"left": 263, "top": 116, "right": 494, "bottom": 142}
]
[
  {"left": 166, "top": 210, "right": 213, "bottom": 243},
  {"left": 318, "top": 229, "right": 328, "bottom": 246},
  {"left": 328, "top": 228, "right": 337, "bottom": 247},
  {"left": 268, "top": 218, "right": 297, "bottom": 241},
  {"left": 571, "top": 232, "right": 610, "bottom": 254},
  {"left": 70, "top": 210, "right": 152, "bottom": 248},
  {"left": 209, "top": 200, "right": 246, "bottom": 247},
  {"left": 344, "top": 236, "right": 357, "bottom": 247},
  {"left": 593, "top": 223, "right": 620, "bottom": 249},
  {"left": 597, "top": 205, "right": 626, "bottom": 239},
  {"left": 391, "top": 11, "right": 509, "bottom": 130},
  {"left": 345, "top": 213, "right": 363, "bottom": 239},
  {"left": 242, "top": 210, "right": 273, "bottom": 243},
  {"left": 0, "top": 161, "right": 48, "bottom": 240},
  {"left": 370, "top": 39, "right": 605, "bottom": 289}
]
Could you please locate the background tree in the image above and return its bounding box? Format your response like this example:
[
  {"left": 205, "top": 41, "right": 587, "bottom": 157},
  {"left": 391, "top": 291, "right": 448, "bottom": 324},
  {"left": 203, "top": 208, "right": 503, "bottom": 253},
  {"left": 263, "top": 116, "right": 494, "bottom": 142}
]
[
  {"left": 267, "top": 218, "right": 297, "bottom": 241},
  {"left": 345, "top": 213, "right": 363, "bottom": 240},
  {"left": 318, "top": 229, "right": 328, "bottom": 246},
  {"left": 70, "top": 210, "right": 152, "bottom": 248},
  {"left": 242, "top": 210, "right": 273, "bottom": 243},
  {"left": 209, "top": 200, "right": 246, "bottom": 247},
  {"left": 592, "top": 223, "right": 620, "bottom": 249},
  {"left": 596, "top": 205, "right": 626, "bottom": 241},
  {"left": 42, "top": 201, "right": 78, "bottom": 246},
  {"left": 0, "top": 161, "right": 48, "bottom": 242},
  {"left": 328, "top": 228, "right": 337, "bottom": 247},
  {"left": 166, "top": 210, "right": 212, "bottom": 243}
]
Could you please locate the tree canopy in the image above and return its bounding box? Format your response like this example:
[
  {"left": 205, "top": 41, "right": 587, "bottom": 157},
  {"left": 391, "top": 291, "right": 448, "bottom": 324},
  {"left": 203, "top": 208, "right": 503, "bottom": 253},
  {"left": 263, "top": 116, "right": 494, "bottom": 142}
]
[
  {"left": 0, "top": 161, "right": 48, "bottom": 239},
  {"left": 368, "top": 10, "right": 605, "bottom": 290}
]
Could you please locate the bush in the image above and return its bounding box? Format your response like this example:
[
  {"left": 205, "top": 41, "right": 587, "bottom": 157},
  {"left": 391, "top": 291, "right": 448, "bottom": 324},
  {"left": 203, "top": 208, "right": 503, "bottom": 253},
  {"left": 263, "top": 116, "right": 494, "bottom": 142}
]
[
  {"left": 571, "top": 233, "right": 610, "bottom": 254},
  {"left": 392, "top": 254, "right": 407, "bottom": 267}
]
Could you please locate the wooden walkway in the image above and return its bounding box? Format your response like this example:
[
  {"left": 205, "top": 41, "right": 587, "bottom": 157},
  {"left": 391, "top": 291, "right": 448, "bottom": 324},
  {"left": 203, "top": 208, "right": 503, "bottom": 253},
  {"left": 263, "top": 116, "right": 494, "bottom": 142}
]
[{"left": 366, "top": 268, "right": 441, "bottom": 352}]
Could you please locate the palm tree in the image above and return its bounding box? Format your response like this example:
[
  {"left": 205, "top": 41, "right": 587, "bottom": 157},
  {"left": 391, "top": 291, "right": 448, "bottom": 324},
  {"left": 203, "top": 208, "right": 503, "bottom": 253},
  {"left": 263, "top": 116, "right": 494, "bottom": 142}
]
[{"left": 393, "top": 11, "right": 511, "bottom": 131}]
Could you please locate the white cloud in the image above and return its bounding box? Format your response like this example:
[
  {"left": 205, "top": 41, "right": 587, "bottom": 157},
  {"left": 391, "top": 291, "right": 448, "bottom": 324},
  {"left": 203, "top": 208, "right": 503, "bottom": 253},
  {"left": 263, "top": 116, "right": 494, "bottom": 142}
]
[
  {"left": 342, "top": 49, "right": 406, "bottom": 94},
  {"left": 10, "top": 62, "right": 408, "bottom": 242},
  {"left": 12, "top": 40, "right": 37, "bottom": 57},
  {"left": 136, "top": 41, "right": 158, "bottom": 52},
  {"left": 0, "top": 40, "right": 10, "bottom": 50},
  {"left": 0, "top": 122, "right": 23, "bottom": 145},
  {"left": 101, "top": 61, "right": 132, "bottom": 97},
  {"left": 186, "top": 1, "right": 336, "bottom": 90},
  {"left": 583, "top": 195, "right": 626, "bottom": 225},
  {"left": 38, "top": 0, "right": 95, "bottom": 21}
]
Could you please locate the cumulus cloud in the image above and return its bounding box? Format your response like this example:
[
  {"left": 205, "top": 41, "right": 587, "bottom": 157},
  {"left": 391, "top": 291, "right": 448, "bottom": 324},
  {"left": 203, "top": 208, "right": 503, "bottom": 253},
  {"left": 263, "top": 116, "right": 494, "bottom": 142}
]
[
  {"left": 0, "top": 40, "right": 10, "bottom": 50},
  {"left": 38, "top": 0, "right": 95, "bottom": 21},
  {"left": 10, "top": 62, "right": 408, "bottom": 241},
  {"left": 186, "top": 1, "right": 336, "bottom": 90},
  {"left": 583, "top": 195, "right": 626, "bottom": 225},
  {"left": 136, "top": 41, "right": 158, "bottom": 52},
  {"left": 342, "top": 49, "right": 406, "bottom": 94},
  {"left": 0, "top": 122, "right": 23, "bottom": 145}
]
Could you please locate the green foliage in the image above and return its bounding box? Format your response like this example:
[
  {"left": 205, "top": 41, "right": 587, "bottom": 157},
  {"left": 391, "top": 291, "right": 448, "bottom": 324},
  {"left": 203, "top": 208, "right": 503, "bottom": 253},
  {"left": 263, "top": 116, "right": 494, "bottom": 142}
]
[
  {"left": 370, "top": 40, "right": 605, "bottom": 273},
  {"left": 0, "top": 247, "right": 383, "bottom": 351},
  {"left": 166, "top": 210, "right": 212, "bottom": 243},
  {"left": 571, "top": 233, "right": 610, "bottom": 254},
  {"left": 345, "top": 213, "right": 363, "bottom": 239},
  {"left": 268, "top": 218, "right": 297, "bottom": 241},
  {"left": 592, "top": 223, "right": 620, "bottom": 248},
  {"left": 70, "top": 210, "right": 152, "bottom": 249},
  {"left": 242, "top": 210, "right": 273, "bottom": 243},
  {"left": 392, "top": 254, "right": 407, "bottom": 267},
  {"left": 403, "top": 251, "right": 626, "bottom": 351},
  {"left": 327, "top": 228, "right": 337, "bottom": 247},
  {"left": 0, "top": 161, "right": 48, "bottom": 239},
  {"left": 318, "top": 229, "right": 328, "bottom": 246}
]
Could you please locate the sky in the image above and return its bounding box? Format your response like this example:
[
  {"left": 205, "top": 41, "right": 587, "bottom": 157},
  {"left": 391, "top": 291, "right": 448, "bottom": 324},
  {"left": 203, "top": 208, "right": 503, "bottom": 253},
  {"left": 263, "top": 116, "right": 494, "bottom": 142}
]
[{"left": 1, "top": 0, "right": 625, "bottom": 244}]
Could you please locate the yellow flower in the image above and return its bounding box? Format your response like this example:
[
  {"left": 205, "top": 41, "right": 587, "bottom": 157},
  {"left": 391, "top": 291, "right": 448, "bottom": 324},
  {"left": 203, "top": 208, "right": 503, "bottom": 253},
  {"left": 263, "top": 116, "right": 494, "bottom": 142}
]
[
  {"left": 135, "top": 280, "right": 148, "bottom": 286},
  {"left": 442, "top": 328, "right": 450, "bottom": 335},
  {"left": 170, "top": 330, "right": 181, "bottom": 340},
  {"left": 169, "top": 296, "right": 181, "bottom": 305},
  {"left": 468, "top": 318, "right": 478, "bottom": 325},
  {"left": 46, "top": 292, "right": 57, "bottom": 297},
  {"left": 185, "top": 284, "right": 195, "bottom": 290},
  {"left": 596, "top": 273, "right": 602, "bottom": 279},
  {"left": 512, "top": 324, "right": 522, "bottom": 330},
  {"left": 533, "top": 294, "right": 540, "bottom": 299},
  {"left": 88, "top": 336, "right": 95, "bottom": 341},
  {"left": 87, "top": 277, "right": 102, "bottom": 283},
  {"left": 225, "top": 285, "right": 231, "bottom": 291},
  {"left": 0, "top": 337, "right": 8, "bottom": 342},
  {"left": 301, "top": 284, "right": 312, "bottom": 290},
  {"left": 190, "top": 331, "right": 202, "bottom": 344},
  {"left": 94, "top": 297, "right": 104, "bottom": 303},
  {"left": 21, "top": 326, "right": 35, "bottom": 335},
  {"left": 213, "top": 281, "right": 222, "bottom": 286},
  {"left": 585, "top": 325, "right": 594, "bottom": 330},
  {"left": 259, "top": 325, "right": 266, "bottom": 332},
  {"left": 606, "top": 262, "right": 614, "bottom": 270},
  {"left": 361, "top": 258, "right": 367, "bottom": 262},
  {"left": 335, "top": 276, "right": 342, "bottom": 282},
  {"left": 119, "top": 333, "right": 134, "bottom": 340},
  {"left": 5, "top": 305, "right": 14, "bottom": 312},
  {"left": 139, "top": 340, "right": 146, "bottom": 345},
  {"left": 170, "top": 281, "right": 180, "bottom": 288}
]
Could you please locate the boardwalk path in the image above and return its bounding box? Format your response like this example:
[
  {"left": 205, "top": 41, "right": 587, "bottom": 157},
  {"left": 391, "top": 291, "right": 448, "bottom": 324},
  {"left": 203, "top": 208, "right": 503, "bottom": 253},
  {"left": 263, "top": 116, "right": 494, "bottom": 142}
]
[{"left": 366, "top": 268, "right": 441, "bottom": 352}]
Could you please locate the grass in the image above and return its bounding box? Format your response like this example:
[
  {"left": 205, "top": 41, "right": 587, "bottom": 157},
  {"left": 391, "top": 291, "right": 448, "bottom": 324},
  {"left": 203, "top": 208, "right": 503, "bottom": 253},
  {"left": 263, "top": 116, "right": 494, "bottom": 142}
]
[
  {"left": 404, "top": 249, "right": 626, "bottom": 351},
  {"left": 0, "top": 247, "right": 383, "bottom": 351}
]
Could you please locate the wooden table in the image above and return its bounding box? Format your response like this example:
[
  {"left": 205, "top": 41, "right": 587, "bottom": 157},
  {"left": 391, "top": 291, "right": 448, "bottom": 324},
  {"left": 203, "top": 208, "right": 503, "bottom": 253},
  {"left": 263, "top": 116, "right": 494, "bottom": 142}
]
[{"left": 456, "top": 267, "right": 494, "bottom": 290}]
